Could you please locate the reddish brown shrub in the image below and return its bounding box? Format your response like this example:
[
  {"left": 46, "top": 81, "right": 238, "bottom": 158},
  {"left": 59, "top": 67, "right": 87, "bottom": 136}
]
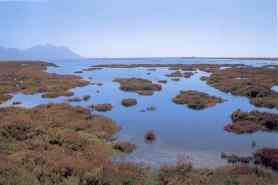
[
  {"left": 113, "top": 141, "right": 136, "bottom": 153},
  {"left": 144, "top": 130, "right": 156, "bottom": 143}
]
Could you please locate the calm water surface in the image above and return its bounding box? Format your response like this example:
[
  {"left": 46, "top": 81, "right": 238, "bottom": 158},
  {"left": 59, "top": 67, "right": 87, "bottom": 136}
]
[
  {"left": 1, "top": 58, "right": 278, "bottom": 168},
  {"left": 272, "top": 86, "right": 278, "bottom": 93}
]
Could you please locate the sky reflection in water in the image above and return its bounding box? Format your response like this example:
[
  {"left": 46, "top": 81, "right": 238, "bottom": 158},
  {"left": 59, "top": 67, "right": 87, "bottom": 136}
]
[{"left": 1, "top": 58, "right": 278, "bottom": 168}]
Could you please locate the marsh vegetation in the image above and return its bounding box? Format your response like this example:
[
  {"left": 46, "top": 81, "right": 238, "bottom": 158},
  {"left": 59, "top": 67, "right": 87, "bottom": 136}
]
[{"left": 0, "top": 60, "right": 278, "bottom": 185}]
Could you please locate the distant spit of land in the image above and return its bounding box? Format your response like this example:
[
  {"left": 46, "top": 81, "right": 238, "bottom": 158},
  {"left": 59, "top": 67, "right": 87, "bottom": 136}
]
[{"left": 86, "top": 57, "right": 278, "bottom": 61}]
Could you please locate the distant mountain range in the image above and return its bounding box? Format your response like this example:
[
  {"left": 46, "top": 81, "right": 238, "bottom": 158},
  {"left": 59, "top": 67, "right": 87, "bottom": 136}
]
[{"left": 0, "top": 44, "right": 82, "bottom": 60}]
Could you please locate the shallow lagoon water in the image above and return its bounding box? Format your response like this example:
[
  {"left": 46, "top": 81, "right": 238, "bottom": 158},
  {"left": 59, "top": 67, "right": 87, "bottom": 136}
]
[
  {"left": 1, "top": 58, "right": 278, "bottom": 168},
  {"left": 272, "top": 85, "right": 278, "bottom": 93}
]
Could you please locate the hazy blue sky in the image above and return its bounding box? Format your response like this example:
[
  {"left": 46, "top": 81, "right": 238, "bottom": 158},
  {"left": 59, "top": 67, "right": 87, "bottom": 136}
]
[{"left": 0, "top": 0, "right": 277, "bottom": 57}]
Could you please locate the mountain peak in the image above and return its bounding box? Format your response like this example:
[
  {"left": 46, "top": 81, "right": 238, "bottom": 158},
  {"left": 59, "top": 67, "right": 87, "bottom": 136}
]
[{"left": 0, "top": 44, "right": 82, "bottom": 60}]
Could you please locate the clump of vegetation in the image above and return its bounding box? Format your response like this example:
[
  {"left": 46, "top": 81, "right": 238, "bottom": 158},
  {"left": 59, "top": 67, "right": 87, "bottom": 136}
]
[
  {"left": 0, "top": 103, "right": 134, "bottom": 185},
  {"left": 166, "top": 71, "right": 193, "bottom": 79},
  {"left": 93, "top": 103, "right": 113, "bottom": 112},
  {"left": 90, "top": 82, "right": 103, "bottom": 86},
  {"left": 145, "top": 130, "right": 156, "bottom": 143},
  {"left": 224, "top": 109, "right": 278, "bottom": 134},
  {"left": 146, "top": 106, "right": 156, "bottom": 111},
  {"left": 42, "top": 91, "right": 74, "bottom": 98},
  {"left": 68, "top": 95, "right": 91, "bottom": 102},
  {"left": 121, "top": 98, "right": 137, "bottom": 107},
  {"left": 158, "top": 163, "right": 278, "bottom": 185},
  {"left": 166, "top": 71, "right": 183, "bottom": 77},
  {"left": 159, "top": 156, "right": 193, "bottom": 184},
  {"left": 221, "top": 147, "right": 278, "bottom": 171},
  {"left": 83, "top": 95, "right": 91, "bottom": 101},
  {"left": 113, "top": 141, "right": 136, "bottom": 153},
  {"left": 113, "top": 78, "right": 162, "bottom": 96},
  {"left": 12, "top": 101, "right": 22, "bottom": 105},
  {"left": 0, "top": 61, "right": 89, "bottom": 103},
  {"left": 172, "top": 90, "right": 223, "bottom": 110},
  {"left": 171, "top": 78, "right": 180, "bottom": 81},
  {"left": 158, "top": 80, "right": 167, "bottom": 84},
  {"left": 255, "top": 148, "right": 278, "bottom": 170},
  {"left": 83, "top": 67, "right": 103, "bottom": 71},
  {"left": 221, "top": 153, "right": 253, "bottom": 164},
  {"left": 183, "top": 72, "right": 194, "bottom": 78},
  {"left": 203, "top": 66, "right": 278, "bottom": 108},
  {"left": 140, "top": 106, "right": 157, "bottom": 112}
]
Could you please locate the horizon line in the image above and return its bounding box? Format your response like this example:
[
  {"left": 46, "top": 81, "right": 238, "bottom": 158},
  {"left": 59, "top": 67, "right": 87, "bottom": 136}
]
[{"left": 82, "top": 56, "right": 278, "bottom": 61}]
